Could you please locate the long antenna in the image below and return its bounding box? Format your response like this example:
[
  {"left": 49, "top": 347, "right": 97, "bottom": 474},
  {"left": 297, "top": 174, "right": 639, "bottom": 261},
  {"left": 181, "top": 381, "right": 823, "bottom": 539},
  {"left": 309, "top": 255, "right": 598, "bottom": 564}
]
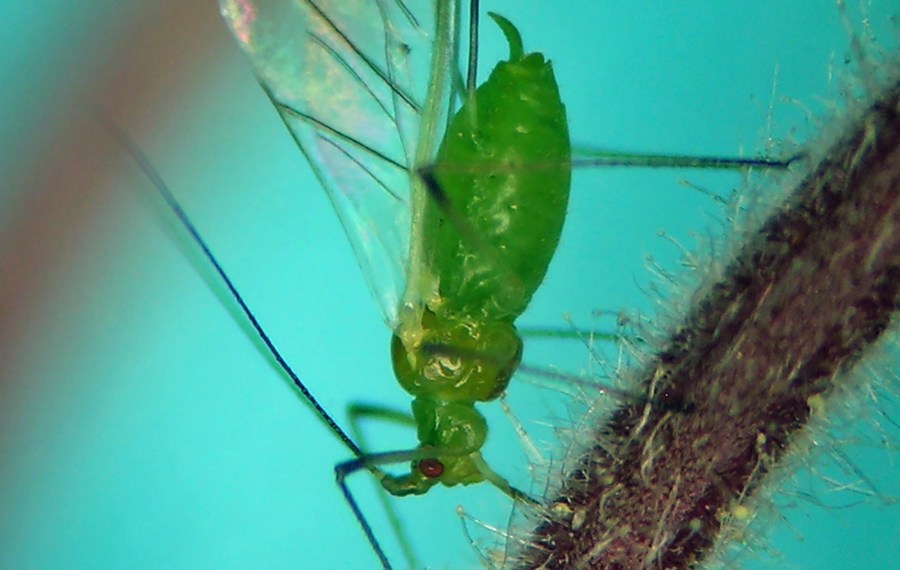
[
  {"left": 90, "top": 108, "right": 397, "bottom": 568},
  {"left": 90, "top": 110, "right": 363, "bottom": 458}
]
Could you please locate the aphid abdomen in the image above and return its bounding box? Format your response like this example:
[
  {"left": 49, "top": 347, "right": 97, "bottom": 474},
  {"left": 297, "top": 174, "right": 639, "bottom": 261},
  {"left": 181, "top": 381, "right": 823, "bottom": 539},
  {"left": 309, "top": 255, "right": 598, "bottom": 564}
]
[{"left": 427, "top": 14, "right": 571, "bottom": 322}]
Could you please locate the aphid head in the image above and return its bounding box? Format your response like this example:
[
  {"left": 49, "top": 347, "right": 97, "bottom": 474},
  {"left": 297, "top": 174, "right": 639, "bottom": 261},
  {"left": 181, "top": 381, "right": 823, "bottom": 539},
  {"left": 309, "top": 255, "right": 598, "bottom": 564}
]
[{"left": 381, "top": 398, "right": 490, "bottom": 496}]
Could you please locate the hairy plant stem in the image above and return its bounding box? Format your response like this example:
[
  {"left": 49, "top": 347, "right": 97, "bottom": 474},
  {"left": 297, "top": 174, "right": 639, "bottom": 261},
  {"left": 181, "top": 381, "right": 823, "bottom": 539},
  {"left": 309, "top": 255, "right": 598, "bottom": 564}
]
[{"left": 515, "top": 78, "right": 900, "bottom": 569}]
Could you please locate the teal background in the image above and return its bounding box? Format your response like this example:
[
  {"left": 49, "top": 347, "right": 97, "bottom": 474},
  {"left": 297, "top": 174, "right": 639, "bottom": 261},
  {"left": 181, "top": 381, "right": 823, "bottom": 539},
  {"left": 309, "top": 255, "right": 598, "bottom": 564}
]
[{"left": 1, "top": 1, "right": 898, "bottom": 569}]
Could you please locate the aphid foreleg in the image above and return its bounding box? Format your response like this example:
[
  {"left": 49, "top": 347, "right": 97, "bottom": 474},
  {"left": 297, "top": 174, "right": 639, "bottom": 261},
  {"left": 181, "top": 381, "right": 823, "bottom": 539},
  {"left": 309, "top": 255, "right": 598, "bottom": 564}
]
[
  {"left": 334, "top": 445, "right": 451, "bottom": 570},
  {"left": 345, "top": 402, "right": 421, "bottom": 569},
  {"left": 469, "top": 454, "right": 540, "bottom": 508}
]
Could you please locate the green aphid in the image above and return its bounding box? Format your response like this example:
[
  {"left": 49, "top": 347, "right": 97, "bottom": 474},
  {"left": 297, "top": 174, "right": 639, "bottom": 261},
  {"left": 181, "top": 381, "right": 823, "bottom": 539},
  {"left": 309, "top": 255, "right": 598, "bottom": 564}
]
[
  {"left": 386, "top": 12, "right": 570, "bottom": 496},
  {"left": 219, "top": 1, "right": 568, "bottom": 564}
]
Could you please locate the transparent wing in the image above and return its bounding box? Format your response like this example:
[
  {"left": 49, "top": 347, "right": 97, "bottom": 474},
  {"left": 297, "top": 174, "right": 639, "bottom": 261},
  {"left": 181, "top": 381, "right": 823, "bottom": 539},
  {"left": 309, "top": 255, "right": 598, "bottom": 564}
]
[{"left": 218, "top": 0, "right": 459, "bottom": 327}]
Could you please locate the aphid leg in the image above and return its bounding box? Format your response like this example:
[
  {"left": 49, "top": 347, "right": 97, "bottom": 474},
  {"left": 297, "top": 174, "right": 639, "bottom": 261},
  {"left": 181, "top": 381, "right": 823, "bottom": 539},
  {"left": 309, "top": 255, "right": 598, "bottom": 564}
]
[
  {"left": 469, "top": 454, "right": 540, "bottom": 508},
  {"left": 518, "top": 325, "right": 638, "bottom": 345},
  {"left": 347, "top": 403, "right": 417, "bottom": 438},
  {"left": 515, "top": 364, "right": 695, "bottom": 415},
  {"left": 345, "top": 402, "right": 419, "bottom": 570},
  {"left": 571, "top": 145, "right": 807, "bottom": 171},
  {"left": 333, "top": 464, "right": 393, "bottom": 570},
  {"left": 334, "top": 446, "right": 445, "bottom": 570}
]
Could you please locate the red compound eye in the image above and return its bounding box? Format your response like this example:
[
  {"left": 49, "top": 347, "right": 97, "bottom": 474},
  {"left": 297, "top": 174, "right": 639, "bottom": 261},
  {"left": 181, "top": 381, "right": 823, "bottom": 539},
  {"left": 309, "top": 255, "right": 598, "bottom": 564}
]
[{"left": 418, "top": 458, "right": 444, "bottom": 478}]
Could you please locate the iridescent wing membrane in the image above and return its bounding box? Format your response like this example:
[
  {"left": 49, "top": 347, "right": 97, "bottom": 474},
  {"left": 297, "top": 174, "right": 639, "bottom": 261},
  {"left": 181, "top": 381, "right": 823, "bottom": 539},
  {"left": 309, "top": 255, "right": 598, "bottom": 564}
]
[{"left": 219, "top": 0, "right": 459, "bottom": 326}]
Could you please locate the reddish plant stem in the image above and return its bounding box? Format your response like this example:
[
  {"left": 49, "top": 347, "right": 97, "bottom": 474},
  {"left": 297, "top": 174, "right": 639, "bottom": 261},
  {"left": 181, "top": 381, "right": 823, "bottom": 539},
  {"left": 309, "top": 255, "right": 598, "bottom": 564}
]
[{"left": 516, "top": 79, "right": 900, "bottom": 569}]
